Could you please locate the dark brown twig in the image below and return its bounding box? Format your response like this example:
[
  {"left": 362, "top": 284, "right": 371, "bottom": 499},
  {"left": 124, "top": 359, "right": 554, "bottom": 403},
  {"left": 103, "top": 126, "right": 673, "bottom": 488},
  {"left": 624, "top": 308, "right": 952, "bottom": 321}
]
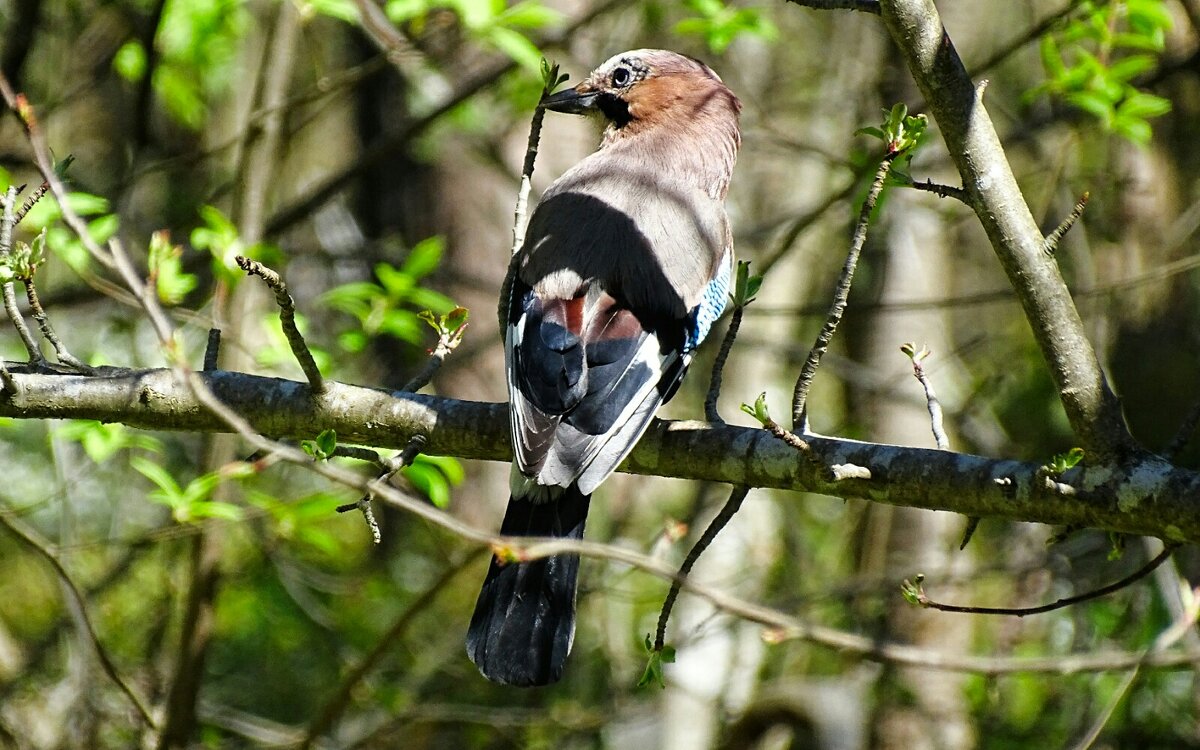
[
  {"left": 654, "top": 485, "right": 751, "bottom": 652},
  {"left": 792, "top": 155, "right": 896, "bottom": 426},
  {"left": 704, "top": 305, "right": 744, "bottom": 423},
  {"left": 1044, "top": 192, "right": 1090, "bottom": 255},
  {"left": 0, "top": 509, "right": 156, "bottom": 727},
  {"left": 234, "top": 256, "right": 325, "bottom": 393},
  {"left": 24, "top": 278, "right": 89, "bottom": 369},
  {"left": 786, "top": 0, "right": 880, "bottom": 12},
  {"left": 335, "top": 434, "right": 428, "bottom": 544},
  {"left": 203, "top": 328, "right": 221, "bottom": 371},
  {"left": 907, "top": 544, "right": 1177, "bottom": 617},
  {"left": 401, "top": 324, "right": 467, "bottom": 393},
  {"left": 907, "top": 178, "right": 971, "bottom": 204},
  {"left": 12, "top": 181, "right": 47, "bottom": 225}
]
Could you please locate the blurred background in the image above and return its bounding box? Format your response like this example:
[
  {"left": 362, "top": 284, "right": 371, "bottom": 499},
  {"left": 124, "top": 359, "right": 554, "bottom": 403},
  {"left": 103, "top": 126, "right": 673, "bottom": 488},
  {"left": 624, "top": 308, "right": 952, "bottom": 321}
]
[{"left": 0, "top": 0, "right": 1199, "bottom": 747}]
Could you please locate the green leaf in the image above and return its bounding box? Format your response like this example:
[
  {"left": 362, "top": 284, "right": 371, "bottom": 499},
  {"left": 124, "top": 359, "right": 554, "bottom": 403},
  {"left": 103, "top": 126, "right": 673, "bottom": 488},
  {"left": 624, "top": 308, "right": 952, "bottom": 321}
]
[
  {"left": 485, "top": 26, "right": 544, "bottom": 73},
  {"left": 636, "top": 634, "right": 675, "bottom": 688},
  {"left": 307, "top": 0, "right": 360, "bottom": 22},
  {"left": 316, "top": 429, "right": 338, "bottom": 458},
  {"left": 400, "top": 236, "right": 445, "bottom": 279},
  {"left": 497, "top": 1, "right": 561, "bottom": 29},
  {"left": 1066, "top": 90, "right": 1115, "bottom": 124},
  {"left": 1113, "top": 115, "right": 1153, "bottom": 144},
  {"left": 114, "top": 41, "right": 148, "bottom": 82},
  {"left": 740, "top": 392, "right": 771, "bottom": 424},
  {"left": 1106, "top": 54, "right": 1156, "bottom": 82},
  {"left": 131, "top": 456, "right": 183, "bottom": 503},
  {"left": 1118, "top": 91, "right": 1171, "bottom": 119}
]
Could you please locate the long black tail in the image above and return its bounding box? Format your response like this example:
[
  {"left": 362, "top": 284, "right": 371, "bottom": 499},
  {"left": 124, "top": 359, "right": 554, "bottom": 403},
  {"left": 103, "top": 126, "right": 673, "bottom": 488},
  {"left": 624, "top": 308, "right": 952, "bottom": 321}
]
[{"left": 466, "top": 485, "right": 591, "bottom": 687}]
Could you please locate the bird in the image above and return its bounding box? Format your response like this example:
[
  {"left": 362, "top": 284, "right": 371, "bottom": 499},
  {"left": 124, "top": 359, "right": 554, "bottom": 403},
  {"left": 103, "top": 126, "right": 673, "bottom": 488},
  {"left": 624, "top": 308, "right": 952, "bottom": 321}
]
[{"left": 466, "top": 49, "right": 741, "bottom": 687}]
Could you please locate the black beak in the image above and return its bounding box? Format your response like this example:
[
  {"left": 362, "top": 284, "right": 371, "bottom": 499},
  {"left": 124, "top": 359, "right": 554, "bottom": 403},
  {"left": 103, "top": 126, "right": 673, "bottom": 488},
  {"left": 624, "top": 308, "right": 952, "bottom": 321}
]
[{"left": 539, "top": 85, "right": 600, "bottom": 114}]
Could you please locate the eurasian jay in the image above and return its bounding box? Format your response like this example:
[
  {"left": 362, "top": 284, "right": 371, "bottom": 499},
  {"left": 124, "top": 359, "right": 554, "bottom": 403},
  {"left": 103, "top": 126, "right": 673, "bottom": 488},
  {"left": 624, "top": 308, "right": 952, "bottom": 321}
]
[{"left": 467, "top": 49, "right": 741, "bottom": 686}]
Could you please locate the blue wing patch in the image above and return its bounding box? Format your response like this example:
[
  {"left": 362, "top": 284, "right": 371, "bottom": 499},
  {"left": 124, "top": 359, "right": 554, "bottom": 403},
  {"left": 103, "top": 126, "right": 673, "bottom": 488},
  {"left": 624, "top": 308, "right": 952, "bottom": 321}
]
[{"left": 684, "top": 255, "right": 732, "bottom": 353}]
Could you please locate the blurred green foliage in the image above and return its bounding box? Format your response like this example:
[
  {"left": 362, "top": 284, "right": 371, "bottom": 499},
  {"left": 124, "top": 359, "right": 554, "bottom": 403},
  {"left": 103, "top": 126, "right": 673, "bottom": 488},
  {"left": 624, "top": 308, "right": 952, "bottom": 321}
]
[{"left": 1029, "top": 0, "right": 1173, "bottom": 143}]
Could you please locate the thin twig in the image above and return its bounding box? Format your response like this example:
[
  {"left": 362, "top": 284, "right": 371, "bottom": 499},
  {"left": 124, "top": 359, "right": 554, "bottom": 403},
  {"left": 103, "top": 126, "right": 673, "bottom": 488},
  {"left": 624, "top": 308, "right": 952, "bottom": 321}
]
[
  {"left": 763, "top": 416, "right": 812, "bottom": 453},
  {"left": 401, "top": 324, "right": 466, "bottom": 393},
  {"left": 331, "top": 445, "right": 387, "bottom": 467},
  {"left": 1044, "top": 192, "right": 1090, "bottom": 255},
  {"left": 0, "top": 361, "right": 16, "bottom": 395},
  {"left": 0, "top": 509, "right": 157, "bottom": 727},
  {"left": 336, "top": 434, "right": 428, "bottom": 544},
  {"left": 654, "top": 485, "right": 750, "bottom": 652},
  {"left": 907, "top": 178, "right": 971, "bottom": 204},
  {"left": 792, "top": 155, "right": 896, "bottom": 426},
  {"left": 1, "top": 281, "right": 40, "bottom": 362},
  {"left": 299, "top": 550, "right": 485, "bottom": 748},
  {"left": 704, "top": 305, "right": 744, "bottom": 423},
  {"left": 786, "top": 0, "right": 880, "bottom": 12},
  {"left": 908, "top": 544, "right": 1176, "bottom": 617},
  {"left": 905, "top": 346, "right": 949, "bottom": 450},
  {"left": 234, "top": 256, "right": 325, "bottom": 393},
  {"left": 12, "top": 181, "right": 47, "bottom": 224},
  {"left": 0, "top": 186, "right": 43, "bottom": 363},
  {"left": 511, "top": 84, "right": 550, "bottom": 256},
  {"left": 24, "top": 278, "right": 89, "bottom": 369},
  {"left": 203, "top": 328, "right": 221, "bottom": 371}
]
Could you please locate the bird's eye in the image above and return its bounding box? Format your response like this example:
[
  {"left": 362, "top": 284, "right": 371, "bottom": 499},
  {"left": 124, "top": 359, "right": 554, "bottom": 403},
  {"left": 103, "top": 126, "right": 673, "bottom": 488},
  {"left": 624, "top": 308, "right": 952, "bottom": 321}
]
[{"left": 611, "top": 67, "right": 631, "bottom": 87}]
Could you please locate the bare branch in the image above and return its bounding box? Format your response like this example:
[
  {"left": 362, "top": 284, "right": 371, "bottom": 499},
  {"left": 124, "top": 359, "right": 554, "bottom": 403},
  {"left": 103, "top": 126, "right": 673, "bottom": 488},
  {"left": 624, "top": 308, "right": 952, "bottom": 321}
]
[
  {"left": 234, "top": 256, "right": 325, "bottom": 393},
  {"left": 787, "top": 0, "right": 881, "bottom": 12},
  {"left": 12, "top": 181, "right": 47, "bottom": 225},
  {"left": 704, "top": 305, "right": 745, "bottom": 423},
  {"left": 654, "top": 485, "right": 750, "bottom": 651},
  {"left": 1044, "top": 192, "right": 1090, "bottom": 256},
  {"left": 401, "top": 321, "right": 466, "bottom": 393},
  {"left": 792, "top": 155, "right": 895, "bottom": 426},
  {"left": 203, "top": 328, "right": 221, "bottom": 371},
  {"left": 0, "top": 76, "right": 116, "bottom": 270},
  {"left": 906, "top": 545, "right": 1176, "bottom": 617},
  {"left": 907, "top": 178, "right": 971, "bottom": 204},
  {"left": 24, "top": 277, "right": 89, "bottom": 370},
  {"left": 902, "top": 344, "right": 949, "bottom": 450},
  {"left": 511, "top": 72, "right": 554, "bottom": 257}
]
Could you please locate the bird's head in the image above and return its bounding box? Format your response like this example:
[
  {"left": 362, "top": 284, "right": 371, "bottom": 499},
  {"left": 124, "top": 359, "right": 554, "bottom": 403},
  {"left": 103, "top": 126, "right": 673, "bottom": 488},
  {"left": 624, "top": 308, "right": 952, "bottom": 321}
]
[{"left": 540, "top": 49, "right": 740, "bottom": 139}]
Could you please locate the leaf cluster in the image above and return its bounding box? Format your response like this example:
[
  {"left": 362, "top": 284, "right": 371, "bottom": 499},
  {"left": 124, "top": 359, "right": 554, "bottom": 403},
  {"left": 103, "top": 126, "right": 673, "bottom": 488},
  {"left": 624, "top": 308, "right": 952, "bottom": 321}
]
[{"left": 1028, "top": 0, "right": 1173, "bottom": 144}]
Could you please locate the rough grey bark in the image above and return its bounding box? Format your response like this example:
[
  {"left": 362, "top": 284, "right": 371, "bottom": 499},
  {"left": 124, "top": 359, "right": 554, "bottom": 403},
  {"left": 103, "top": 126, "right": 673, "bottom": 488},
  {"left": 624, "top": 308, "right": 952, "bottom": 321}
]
[{"left": 2, "top": 365, "right": 1198, "bottom": 542}]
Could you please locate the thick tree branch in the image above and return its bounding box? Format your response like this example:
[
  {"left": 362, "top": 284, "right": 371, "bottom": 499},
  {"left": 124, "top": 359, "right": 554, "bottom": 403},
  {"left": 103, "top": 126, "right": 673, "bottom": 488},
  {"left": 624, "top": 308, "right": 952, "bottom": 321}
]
[
  {"left": 2, "top": 366, "right": 1199, "bottom": 543},
  {"left": 877, "top": 0, "right": 1135, "bottom": 459}
]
